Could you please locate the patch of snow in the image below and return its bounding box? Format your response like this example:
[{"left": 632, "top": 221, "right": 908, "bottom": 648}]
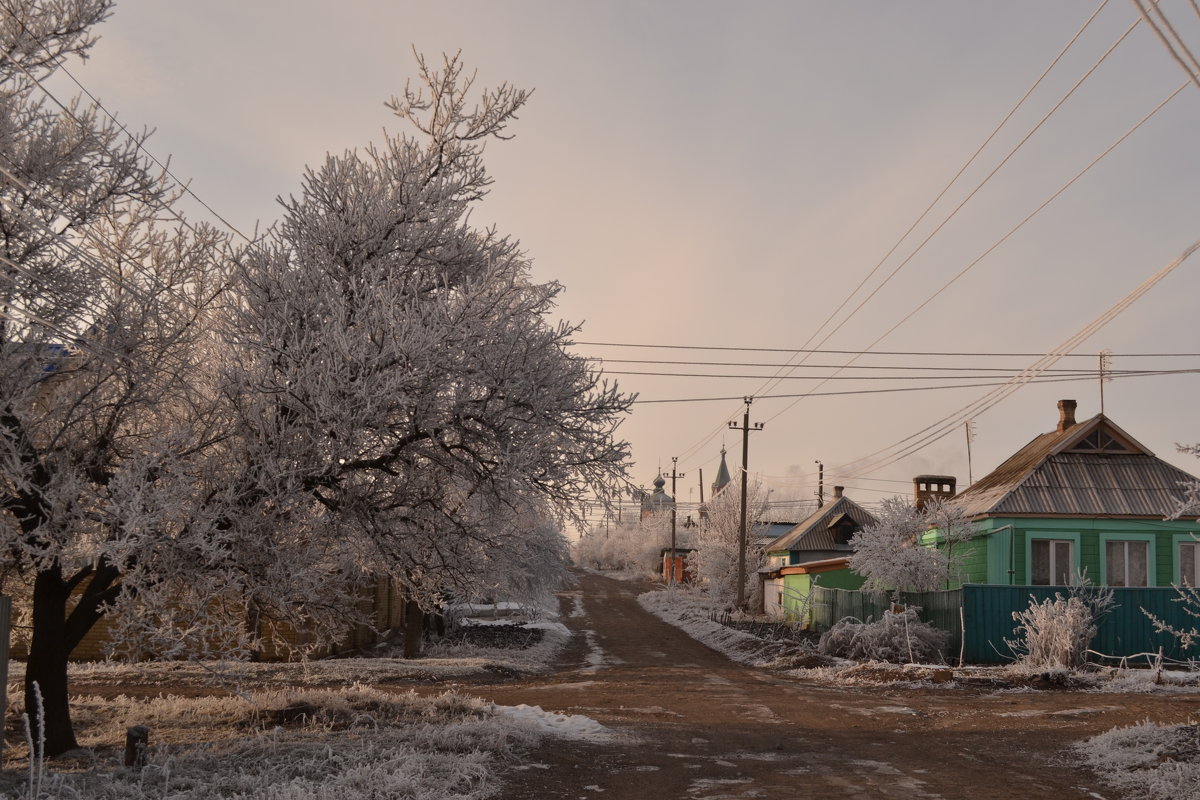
[
  {"left": 580, "top": 629, "right": 612, "bottom": 674},
  {"left": 489, "top": 703, "right": 617, "bottom": 743},
  {"left": 637, "top": 590, "right": 793, "bottom": 666}
]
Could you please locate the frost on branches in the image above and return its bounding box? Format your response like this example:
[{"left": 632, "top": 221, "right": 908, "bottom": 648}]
[
  {"left": 1148, "top": 442, "right": 1200, "bottom": 652},
  {"left": 848, "top": 496, "right": 972, "bottom": 598},
  {"left": 1006, "top": 582, "right": 1114, "bottom": 670},
  {"left": 0, "top": 0, "right": 235, "bottom": 755},
  {"left": 221, "top": 54, "right": 633, "bottom": 645},
  {"left": 573, "top": 511, "right": 679, "bottom": 579},
  {"left": 688, "top": 480, "right": 769, "bottom": 610},
  {"left": 0, "top": 4, "right": 632, "bottom": 755}
]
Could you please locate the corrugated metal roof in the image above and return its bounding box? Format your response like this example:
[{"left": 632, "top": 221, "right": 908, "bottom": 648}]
[
  {"left": 952, "top": 412, "right": 1199, "bottom": 518},
  {"left": 764, "top": 495, "right": 877, "bottom": 552}
]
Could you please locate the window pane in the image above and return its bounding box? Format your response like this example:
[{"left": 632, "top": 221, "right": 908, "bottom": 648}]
[
  {"left": 1053, "top": 541, "right": 1072, "bottom": 585},
  {"left": 1032, "top": 539, "right": 1049, "bottom": 585},
  {"left": 1127, "top": 541, "right": 1148, "bottom": 587},
  {"left": 1106, "top": 541, "right": 1126, "bottom": 587},
  {"left": 1183, "top": 542, "right": 1197, "bottom": 586}
]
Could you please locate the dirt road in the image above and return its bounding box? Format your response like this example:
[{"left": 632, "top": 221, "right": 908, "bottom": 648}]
[{"left": 470, "top": 571, "right": 1198, "bottom": 800}]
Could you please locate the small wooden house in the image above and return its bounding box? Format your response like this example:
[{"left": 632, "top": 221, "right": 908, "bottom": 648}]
[{"left": 759, "top": 487, "right": 876, "bottom": 619}]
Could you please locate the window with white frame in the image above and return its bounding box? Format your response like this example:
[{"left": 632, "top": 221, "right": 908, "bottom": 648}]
[
  {"left": 1105, "top": 540, "right": 1149, "bottom": 587},
  {"left": 1031, "top": 539, "right": 1074, "bottom": 585},
  {"left": 1181, "top": 540, "right": 1200, "bottom": 587}
]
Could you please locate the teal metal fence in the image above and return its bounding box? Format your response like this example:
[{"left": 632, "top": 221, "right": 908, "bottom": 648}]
[
  {"left": 961, "top": 584, "right": 1196, "bottom": 665},
  {"left": 809, "top": 586, "right": 963, "bottom": 656},
  {"left": 805, "top": 584, "right": 1198, "bottom": 665}
]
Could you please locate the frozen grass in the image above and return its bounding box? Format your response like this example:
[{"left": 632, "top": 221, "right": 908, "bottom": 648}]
[
  {"left": 1078, "top": 721, "right": 1200, "bottom": 800},
  {"left": 0, "top": 685, "right": 554, "bottom": 799},
  {"left": 0, "top": 611, "right": 578, "bottom": 798}
]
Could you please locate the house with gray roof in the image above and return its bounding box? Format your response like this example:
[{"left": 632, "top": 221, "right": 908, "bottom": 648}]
[
  {"left": 937, "top": 399, "right": 1200, "bottom": 588},
  {"left": 758, "top": 486, "right": 877, "bottom": 618}
]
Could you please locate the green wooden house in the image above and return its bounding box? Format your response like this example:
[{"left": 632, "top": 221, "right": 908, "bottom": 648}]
[
  {"left": 931, "top": 399, "right": 1200, "bottom": 587},
  {"left": 760, "top": 486, "right": 875, "bottom": 620}
]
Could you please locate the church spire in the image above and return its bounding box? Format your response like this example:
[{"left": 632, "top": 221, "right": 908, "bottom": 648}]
[{"left": 712, "top": 446, "right": 732, "bottom": 497}]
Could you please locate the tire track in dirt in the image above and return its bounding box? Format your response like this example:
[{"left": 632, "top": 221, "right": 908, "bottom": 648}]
[{"left": 472, "top": 572, "right": 1199, "bottom": 799}]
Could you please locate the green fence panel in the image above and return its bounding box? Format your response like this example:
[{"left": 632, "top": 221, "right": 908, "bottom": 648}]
[
  {"left": 962, "top": 584, "right": 1195, "bottom": 665},
  {"left": 808, "top": 586, "right": 963, "bottom": 658}
]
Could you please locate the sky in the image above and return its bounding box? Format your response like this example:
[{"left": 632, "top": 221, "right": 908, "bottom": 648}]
[{"left": 49, "top": 0, "right": 1200, "bottom": 524}]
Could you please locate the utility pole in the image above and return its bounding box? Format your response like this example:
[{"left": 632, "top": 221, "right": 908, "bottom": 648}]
[
  {"left": 814, "top": 461, "right": 824, "bottom": 508},
  {"left": 729, "top": 397, "right": 764, "bottom": 611},
  {"left": 1099, "top": 349, "right": 1112, "bottom": 415},
  {"left": 965, "top": 419, "right": 976, "bottom": 485},
  {"left": 668, "top": 457, "right": 685, "bottom": 587}
]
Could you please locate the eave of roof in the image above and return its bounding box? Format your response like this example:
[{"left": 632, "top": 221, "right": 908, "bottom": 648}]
[{"left": 764, "top": 496, "right": 877, "bottom": 552}]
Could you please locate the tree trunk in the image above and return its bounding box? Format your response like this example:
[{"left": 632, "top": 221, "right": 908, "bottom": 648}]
[
  {"left": 403, "top": 598, "right": 424, "bottom": 659},
  {"left": 26, "top": 567, "right": 78, "bottom": 757}
]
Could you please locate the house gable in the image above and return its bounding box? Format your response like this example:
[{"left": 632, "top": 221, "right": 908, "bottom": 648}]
[{"left": 952, "top": 410, "right": 1194, "bottom": 520}]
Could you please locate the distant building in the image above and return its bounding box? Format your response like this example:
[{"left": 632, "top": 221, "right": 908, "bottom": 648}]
[{"left": 640, "top": 474, "right": 674, "bottom": 519}]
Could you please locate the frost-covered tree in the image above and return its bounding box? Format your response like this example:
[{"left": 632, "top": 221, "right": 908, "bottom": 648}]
[
  {"left": 0, "top": 0, "right": 235, "bottom": 754},
  {"left": 1, "top": 7, "right": 631, "bottom": 754},
  {"left": 1146, "top": 444, "right": 1200, "bottom": 650},
  {"left": 222, "top": 53, "right": 633, "bottom": 648},
  {"left": 848, "top": 496, "right": 972, "bottom": 598},
  {"left": 689, "top": 481, "right": 769, "bottom": 610},
  {"left": 923, "top": 496, "right": 975, "bottom": 589}
]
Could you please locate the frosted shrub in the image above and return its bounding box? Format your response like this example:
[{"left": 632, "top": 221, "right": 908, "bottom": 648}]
[
  {"left": 817, "top": 608, "right": 949, "bottom": 664},
  {"left": 1078, "top": 721, "right": 1200, "bottom": 800},
  {"left": 1007, "top": 585, "right": 1114, "bottom": 669}
]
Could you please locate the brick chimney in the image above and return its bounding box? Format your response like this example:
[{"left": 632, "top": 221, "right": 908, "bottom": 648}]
[
  {"left": 832, "top": 485, "right": 844, "bottom": 499},
  {"left": 913, "top": 475, "right": 956, "bottom": 510},
  {"left": 1057, "top": 399, "right": 1077, "bottom": 432}
]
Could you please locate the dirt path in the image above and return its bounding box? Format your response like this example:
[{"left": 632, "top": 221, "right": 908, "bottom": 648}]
[{"left": 465, "top": 571, "right": 1199, "bottom": 800}]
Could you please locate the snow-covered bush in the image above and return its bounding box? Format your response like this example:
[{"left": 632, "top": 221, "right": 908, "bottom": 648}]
[
  {"left": 1145, "top": 580, "right": 1200, "bottom": 652},
  {"left": 1006, "top": 583, "right": 1114, "bottom": 669},
  {"left": 817, "top": 608, "right": 949, "bottom": 664},
  {"left": 687, "top": 480, "right": 769, "bottom": 609},
  {"left": 1078, "top": 721, "right": 1200, "bottom": 800}
]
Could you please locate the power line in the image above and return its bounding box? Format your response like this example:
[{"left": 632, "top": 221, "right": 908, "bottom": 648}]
[
  {"left": 833, "top": 236, "right": 1200, "bottom": 480},
  {"left": 576, "top": 341, "right": 1200, "bottom": 358},
  {"left": 606, "top": 368, "right": 1191, "bottom": 381},
  {"left": 656, "top": 4, "right": 1147, "bottom": 471},
  {"left": 754, "top": 0, "right": 1122, "bottom": 401},
  {"left": 1131, "top": 0, "right": 1200, "bottom": 91},
  {"left": 0, "top": 4, "right": 254, "bottom": 244},
  {"left": 631, "top": 368, "right": 1198, "bottom": 404},
  {"left": 588, "top": 357, "right": 1188, "bottom": 371},
  {"left": 762, "top": 74, "right": 1190, "bottom": 428}
]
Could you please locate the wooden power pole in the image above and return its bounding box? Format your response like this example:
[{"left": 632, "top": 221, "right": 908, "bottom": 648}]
[
  {"left": 729, "top": 397, "right": 763, "bottom": 611},
  {"left": 667, "top": 457, "right": 685, "bottom": 587}
]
